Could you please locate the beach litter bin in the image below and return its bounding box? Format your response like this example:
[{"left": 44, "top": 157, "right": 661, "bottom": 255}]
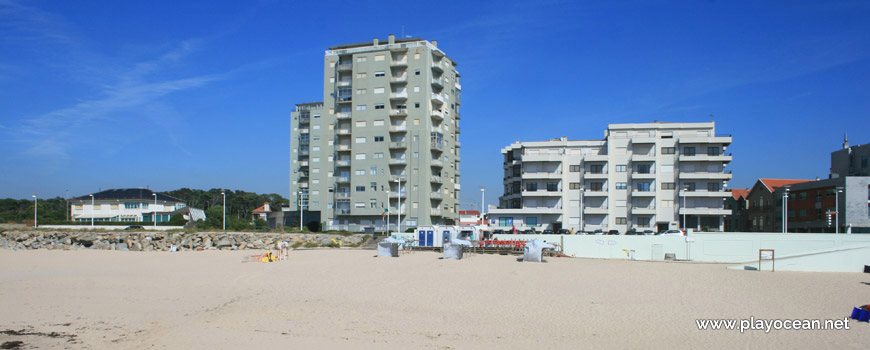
[
  {"left": 377, "top": 242, "right": 399, "bottom": 257},
  {"left": 443, "top": 239, "right": 472, "bottom": 260},
  {"left": 523, "top": 240, "right": 555, "bottom": 263}
]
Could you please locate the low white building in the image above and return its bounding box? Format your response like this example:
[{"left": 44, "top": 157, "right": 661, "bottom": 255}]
[
  {"left": 71, "top": 188, "right": 187, "bottom": 223},
  {"left": 490, "top": 122, "right": 733, "bottom": 233}
]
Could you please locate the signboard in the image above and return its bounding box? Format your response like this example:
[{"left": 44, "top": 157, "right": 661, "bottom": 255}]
[{"left": 758, "top": 249, "right": 775, "bottom": 272}]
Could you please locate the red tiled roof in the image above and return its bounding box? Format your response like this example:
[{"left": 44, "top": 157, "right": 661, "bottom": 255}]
[
  {"left": 459, "top": 210, "right": 480, "bottom": 215},
  {"left": 730, "top": 189, "right": 750, "bottom": 200},
  {"left": 758, "top": 179, "right": 813, "bottom": 193},
  {"left": 252, "top": 202, "right": 271, "bottom": 214}
]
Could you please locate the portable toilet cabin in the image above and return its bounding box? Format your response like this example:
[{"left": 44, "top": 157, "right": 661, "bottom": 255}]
[{"left": 416, "top": 225, "right": 459, "bottom": 247}]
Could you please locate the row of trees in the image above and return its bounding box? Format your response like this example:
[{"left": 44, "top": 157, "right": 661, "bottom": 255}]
[{"left": 0, "top": 189, "right": 288, "bottom": 227}]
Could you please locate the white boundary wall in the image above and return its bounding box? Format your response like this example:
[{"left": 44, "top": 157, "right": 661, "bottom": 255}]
[
  {"left": 41, "top": 225, "right": 184, "bottom": 231},
  {"left": 493, "top": 232, "right": 870, "bottom": 272}
]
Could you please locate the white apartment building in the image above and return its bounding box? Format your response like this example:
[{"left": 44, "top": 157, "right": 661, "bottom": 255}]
[
  {"left": 290, "top": 35, "right": 462, "bottom": 231},
  {"left": 70, "top": 188, "right": 187, "bottom": 223},
  {"left": 491, "top": 122, "right": 733, "bottom": 233}
]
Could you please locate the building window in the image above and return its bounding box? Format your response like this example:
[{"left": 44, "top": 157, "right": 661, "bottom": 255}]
[
  {"left": 526, "top": 217, "right": 538, "bottom": 226},
  {"left": 682, "top": 147, "right": 696, "bottom": 156},
  {"left": 355, "top": 202, "right": 365, "bottom": 208},
  {"left": 799, "top": 192, "right": 807, "bottom": 200},
  {"left": 662, "top": 147, "right": 675, "bottom": 155},
  {"left": 799, "top": 209, "right": 807, "bottom": 217},
  {"left": 498, "top": 217, "right": 513, "bottom": 227},
  {"left": 370, "top": 199, "right": 377, "bottom": 208},
  {"left": 570, "top": 182, "right": 581, "bottom": 189},
  {"left": 370, "top": 182, "right": 377, "bottom": 191},
  {"left": 570, "top": 165, "right": 581, "bottom": 172},
  {"left": 375, "top": 71, "right": 385, "bottom": 77},
  {"left": 374, "top": 88, "right": 385, "bottom": 94},
  {"left": 662, "top": 182, "right": 675, "bottom": 190},
  {"left": 355, "top": 186, "right": 365, "bottom": 192},
  {"left": 355, "top": 169, "right": 365, "bottom": 176},
  {"left": 374, "top": 104, "right": 385, "bottom": 109},
  {"left": 616, "top": 217, "right": 627, "bottom": 225},
  {"left": 356, "top": 89, "right": 366, "bottom": 95},
  {"left": 526, "top": 183, "right": 537, "bottom": 191},
  {"left": 415, "top": 102, "right": 420, "bottom": 108},
  {"left": 374, "top": 136, "right": 384, "bottom": 142},
  {"left": 356, "top": 56, "right": 367, "bottom": 63},
  {"left": 636, "top": 182, "right": 651, "bottom": 192},
  {"left": 636, "top": 164, "right": 651, "bottom": 174},
  {"left": 615, "top": 165, "right": 626, "bottom": 172},
  {"left": 356, "top": 105, "right": 366, "bottom": 111},
  {"left": 415, "top": 70, "right": 421, "bottom": 75},
  {"left": 547, "top": 182, "right": 559, "bottom": 192},
  {"left": 374, "top": 152, "right": 384, "bottom": 158},
  {"left": 355, "top": 137, "right": 366, "bottom": 144},
  {"left": 356, "top": 73, "right": 367, "bottom": 79},
  {"left": 590, "top": 164, "right": 604, "bottom": 174},
  {"left": 590, "top": 182, "right": 604, "bottom": 191},
  {"left": 707, "top": 147, "right": 720, "bottom": 156},
  {"left": 370, "top": 166, "right": 377, "bottom": 175},
  {"left": 374, "top": 54, "right": 385, "bottom": 61},
  {"left": 616, "top": 182, "right": 627, "bottom": 190},
  {"left": 707, "top": 182, "right": 720, "bottom": 192}
]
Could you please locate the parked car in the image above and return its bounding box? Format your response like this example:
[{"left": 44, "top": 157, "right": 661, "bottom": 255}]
[
  {"left": 558, "top": 229, "right": 569, "bottom": 235},
  {"left": 656, "top": 229, "right": 685, "bottom": 236},
  {"left": 625, "top": 229, "right": 640, "bottom": 235},
  {"left": 642, "top": 230, "right": 656, "bottom": 235},
  {"left": 590, "top": 229, "right": 604, "bottom": 235},
  {"left": 607, "top": 230, "right": 620, "bottom": 235},
  {"left": 522, "top": 229, "right": 535, "bottom": 234},
  {"left": 125, "top": 225, "right": 143, "bottom": 230},
  {"left": 542, "top": 229, "right": 554, "bottom": 235},
  {"left": 492, "top": 229, "right": 505, "bottom": 235}
]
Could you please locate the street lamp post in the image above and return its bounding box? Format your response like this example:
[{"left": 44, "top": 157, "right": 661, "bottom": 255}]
[
  {"left": 480, "top": 186, "right": 486, "bottom": 218},
  {"left": 682, "top": 185, "right": 689, "bottom": 232},
  {"left": 385, "top": 187, "right": 390, "bottom": 235},
  {"left": 836, "top": 187, "right": 844, "bottom": 234},
  {"left": 782, "top": 188, "right": 789, "bottom": 234},
  {"left": 153, "top": 193, "right": 158, "bottom": 229},
  {"left": 32, "top": 194, "right": 37, "bottom": 228},
  {"left": 396, "top": 178, "right": 402, "bottom": 234},
  {"left": 221, "top": 190, "right": 226, "bottom": 231},
  {"left": 299, "top": 191, "right": 304, "bottom": 231},
  {"left": 89, "top": 194, "right": 94, "bottom": 228},
  {"left": 577, "top": 185, "right": 586, "bottom": 235}
]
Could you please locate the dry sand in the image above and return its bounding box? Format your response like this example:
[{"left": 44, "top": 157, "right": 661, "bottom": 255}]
[{"left": 0, "top": 248, "right": 868, "bottom": 349}]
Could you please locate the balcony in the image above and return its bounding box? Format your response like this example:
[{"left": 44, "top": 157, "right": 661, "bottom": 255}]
[
  {"left": 389, "top": 125, "right": 407, "bottom": 132},
  {"left": 337, "top": 80, "right": 352, "bottom": 87},
  {"left": 300, "top": 150, "right": 309, "bottom": 156},
  {"left": 680, "top": 190, "right": 731, "bottom": 198},
  {"left": 300, "top": 160, "right": 309, "bottom": 167},
  {"left": 430, "top": 208, "right": 442, "bottom": 216},
  {"left": 390, "top": 92, "right": 408, "bottom": 100},
  {"left": 390, "top": 108, "right": 408, "bottom": 116},
  {"left": 630, "top": 172, "right": 656, "bottom": 179},
  {"left": 584, "top": 154, "right": 608, "bottom": 161},
  {"left": 678, "top": 154, "right": 733, "bottom": 163},
  {"left": 389, "top": 158, "right": 407, "bottom": 165},
  {"left": 679, "top": 207, "right": 732, "bottom": 215},
  {"left": 522, "top": 171, "right": 562, "bottom": 179},
  {"left": 431, "top": 192, "right": 443, "bottom": 200},
  {"left": 455, "top": 141, "right": 461, "bottom": 148},
  {"left": 299, "top": 171, "right": 309, "bottom": 178},
  {"left": 389, "top": 192, "right": 407, "bottom": 199},
  {"left": 432, "top": 77, "right": 444, "bottom": 88},
  {"left": 389, "top": 141, "right": 407, "bottom": 149},
  {"left": 631, "top": 153, "right": 656, "bottom": 162},
  {"left": 630, "top": 137, "right": 656, "bottom": 144},
  {"left": 390, "top": 58, "right": 408, "bottom": 66},
  {"left": 455, "top": 169, "right": 461, "bottom": 176},
  {"left": 522, "top": 153, "right": 562, "bottom": 162},
  {"left": 336, "top": 209, "right": 351, "bottom": 215},
  {"left": 299, "top": 116, "right": 310, "bottom": 124},
  {"left": 336, "top": 95, "right": 352, "bottom": 103},
  {"left": 678, "top": 172, "right": 733, "bottom": 180},
  {"left": 431, "top": 175, "right": 443, "bottom": 183},
  {"left": 336, "top": 160, "right": 350, "bottom": 167},
  {"left": 299, "top": 182, "right": 309, "bottom": 189},
  {"left": 431, "top": 93, "right": 445, "bottom": 104},
  {"left": 678, "top": 135, "right": 732, "bottom": 145},
  {"left": 337, "top": 62, "right": 352, "bottom": 71},
  {"left": 583, "top": 207, "right": 609, "bottom": 214},
  {"left": 455, "top": 155, "right": 461, "bottom": 162},
  {"left": 336, "top": 144, "right": 351, "bottom": 152},
  {"left": 299, "top": 128, "right": 309, "bottom": 134},
  {"left": 456, "top": 126, "right": 461, "bottom": 134},
  {"left": 431, "top": 61, "right": 444, "bottom": 72},
  {"left": 584, "top": 190, "right": 608, "bottom": 197},
  {"left": 431, "top": 110, "right": 443, "bottom": 121},
  {"left": 431, "top": 141, "right": 444, "bottom": 151},
  {"left": 390, "top": 75, "right": 407, "bottom": 83},
  {"left": 631, "top": 190, "right": 656, "bottom": 197},
  {"left": 336, "top": 112, "right": 351, "bottom": 119},
  {"left": 455, "top": 82, "right": 461, "bottom": 90},
  {"left": 431, "top": 159, "right": 444, "bottom": 168},
  {"left": 521, "top": 190, "right": 563, "bottom": 197},
  {"left": 631, "top": 207, "right": 656, "bottom": 215},
  {"left": 584, "top": 172, "right": 609, "bottom": 179},
  {"left": 336, "top": 177, "right": 350, "bottom": 183},
  {"left": 336, "top": 129, "right": 351, "bottom": 135}
]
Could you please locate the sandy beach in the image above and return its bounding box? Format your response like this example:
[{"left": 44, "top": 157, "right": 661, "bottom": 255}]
[{"left": 0, "top": 248, "right": 867, "bottom": 349}]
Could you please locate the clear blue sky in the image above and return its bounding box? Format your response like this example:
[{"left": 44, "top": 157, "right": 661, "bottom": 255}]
[{"left": 1, "top": 0, "right": 868, "bottom": 209}]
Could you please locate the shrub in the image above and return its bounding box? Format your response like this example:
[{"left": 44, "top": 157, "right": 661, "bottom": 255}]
[{"left": 303, "top": 242, "right": 318, "bottom": 248}]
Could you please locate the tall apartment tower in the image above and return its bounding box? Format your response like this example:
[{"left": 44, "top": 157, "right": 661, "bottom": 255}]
[
  {"left": 290, "top": 35, "right": 462, "bottom": 231},
  {"left": 491, "top": 122, "right": 732, "bottom": 233}
]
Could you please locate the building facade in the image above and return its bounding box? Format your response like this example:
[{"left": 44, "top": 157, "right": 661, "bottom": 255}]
[
  {"left": 831, "top": 136, "right": 870, "bottom": 178},
  {"left": 776, "top": 177, "right": 870, "bottom": 233},
  {"left": 70, "top": 188, "right": 186, "bottom": 223},
  {"left": 290, "top": 35, "right": 462, "bottom": 232},
  {"left": 490, "top": 122, "right": 732, "bottom": 233},
  {"left": 745, "top": 179, "right": 812, "bottom": 232},
  {"left": 724, "top": 189, "right": 749, "bottom": 232}
]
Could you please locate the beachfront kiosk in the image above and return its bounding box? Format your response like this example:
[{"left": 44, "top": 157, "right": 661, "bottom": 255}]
[{"left": 416, "top": 226, "right": 462, "bottom": 248}]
